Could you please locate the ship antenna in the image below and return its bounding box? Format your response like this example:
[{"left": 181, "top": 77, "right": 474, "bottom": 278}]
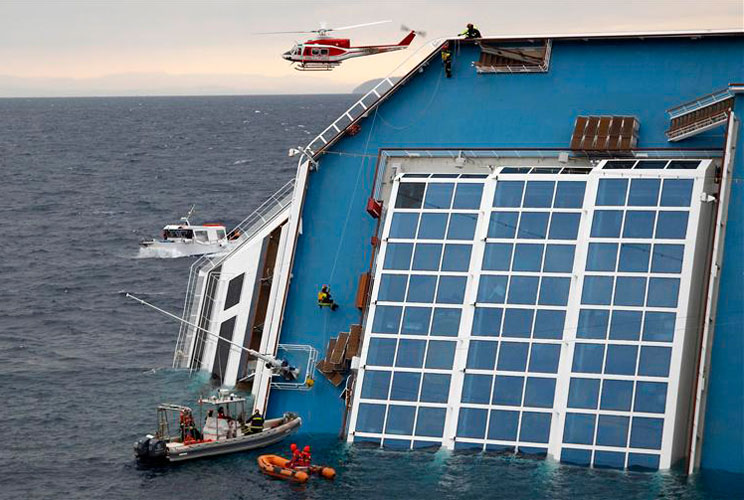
[{"left": 181, "top": 204, "right": 196, "bottom": 226}]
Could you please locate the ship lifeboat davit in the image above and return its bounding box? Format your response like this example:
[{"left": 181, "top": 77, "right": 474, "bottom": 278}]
[{"left": 257, "top": 455, "right": 336, "bottom": 483}]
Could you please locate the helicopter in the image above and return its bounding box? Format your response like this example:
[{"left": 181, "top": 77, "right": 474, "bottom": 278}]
[{"left": 257, "top": 20, "right": 423, "bottom": 71}]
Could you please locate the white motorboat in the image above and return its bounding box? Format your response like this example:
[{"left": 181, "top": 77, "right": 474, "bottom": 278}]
[{"left": 140, "top": 205, "right": 236, "bottom": 257}]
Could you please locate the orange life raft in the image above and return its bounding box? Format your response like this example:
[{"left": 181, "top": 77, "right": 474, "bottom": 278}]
[{"left": 257, "top": 454, "right": 336, "bottom": 483}]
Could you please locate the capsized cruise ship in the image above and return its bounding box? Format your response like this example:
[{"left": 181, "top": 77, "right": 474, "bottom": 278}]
[{"left": 172, "top": 30, "right": 744, "bottom": 473}]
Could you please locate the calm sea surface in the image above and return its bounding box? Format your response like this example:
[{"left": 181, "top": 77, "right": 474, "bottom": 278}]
[{"left": 1, "top": 95, "right": 742, "bottom": 499}]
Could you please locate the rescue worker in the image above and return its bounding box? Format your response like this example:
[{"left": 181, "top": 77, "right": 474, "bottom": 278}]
[
  {"left": 300, "top": 445, "right": 312, "bottom": 467},
  {"left": 459, "top": 23, "right": 482, "bottom": 39},
  {"left": 441, "top": 43, "right": 453, "bottom": 78},
  {"left": 288, "top": 443, "right": 302, "bottom": 468},
  {"left": 317, "top": 284, "right": 338, "bottom": 311},
  {"left": 248, "top": 409, "right": 264, "bottom": 434}
]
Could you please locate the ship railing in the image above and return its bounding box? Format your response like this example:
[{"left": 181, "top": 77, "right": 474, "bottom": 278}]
[
  {"left": 667, "top": 87, "right": 734, "bottom": 119},
  {"left": 173, "top": 178, "right": 296, "bottom": 368}
]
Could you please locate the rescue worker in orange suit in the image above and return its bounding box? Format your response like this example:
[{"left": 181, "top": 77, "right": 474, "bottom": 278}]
[
  {"left": 441, "top": 43, "right": 452, "bottom": 78},
  {"left": 459, "top": 23, "right": 482, "bottom": 39},
  {"left": 288, "top": 443, "right": 302, "bottom": 468},
  {"left": 317, "top": 284, "right": 338, "bottom": 311},
  {"left": 300, "top": 445, "right": 312, "bottom": 467}
]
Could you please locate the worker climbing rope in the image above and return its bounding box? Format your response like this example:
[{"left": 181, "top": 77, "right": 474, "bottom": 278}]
[
  {"left": 459, "top": 23, "right": 482, "bottom": 39},
  {"left": 317, "top": 284, "right": 338, "bottom": 311},
  {"left": 441, "top": 42, "right": 453, "bottom": 78}
]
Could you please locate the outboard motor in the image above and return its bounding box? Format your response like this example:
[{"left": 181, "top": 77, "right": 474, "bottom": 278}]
[{"left": 134, "top": 436, "right": 167, "bottom": 463}]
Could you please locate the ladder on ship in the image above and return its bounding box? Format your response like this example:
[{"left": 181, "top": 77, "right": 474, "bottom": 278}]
[{"left": 666, "top": 88, "right": 734, "bottom": 142}]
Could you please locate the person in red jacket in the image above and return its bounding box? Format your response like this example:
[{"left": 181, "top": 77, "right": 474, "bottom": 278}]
[
  {"left": 288, "top": 443, "right": 302, "bottom": 468},
  {"left": 300, "top": 445, "right": 312, "bottom": 467}
]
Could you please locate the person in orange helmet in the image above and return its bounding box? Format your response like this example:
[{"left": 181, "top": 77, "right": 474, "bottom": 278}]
[
  {"left": 288, "top": 443, "right": 302, "bottom": 468},
  {"left": 300, "top": 445, "right": 312, "bottom": 467}
]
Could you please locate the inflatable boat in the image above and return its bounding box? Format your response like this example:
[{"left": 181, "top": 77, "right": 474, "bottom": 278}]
[{"left": 257, "top": 454, "right": 336, "bottom": 483}]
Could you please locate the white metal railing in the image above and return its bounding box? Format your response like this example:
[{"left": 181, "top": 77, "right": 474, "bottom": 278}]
[
  {"left": 667, "top": 88, "right": 733, "bottom": 119},
  {"left": 666, "top": 111, "right": 730, "bottom": 141},
  {"left": 173, "top": 178, "right": 296, "bottom": 368},
  {"left": 475, "top": 40, "right": 552, "bottom": 74}
]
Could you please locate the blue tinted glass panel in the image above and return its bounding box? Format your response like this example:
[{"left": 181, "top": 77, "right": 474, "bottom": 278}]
[
  {"left": 543, "top": 244, "right": 575, "bottom": 272},
  {"left": 488, "top": 212, "right": 519, "bottom": 238},
  {"left": 367, "top": 338, "right": 397, "bottom": 366},
  {"left": 573, "top": 344, "right": 604, "bottom": 373},
  {"left": 661, "top": 179, "right": 693, "bottom": 207},
  {"left": 630, "top": 417, "right": 664, "bottom": 450},
  {"left": 431, "top": 308, "right": 461, "bottom": 336},
  {"left": 614, "top": 277, "right": 647, "bottom": 307},
  {"left": 483, "top": 243, "right": 513, "bottom": 271},
  {"left": 618, "top": 244, "right": 651, "bottom": 272},
  {"left": 628, "top": 179, "right": 660, "bottom": 206},
  {"left": 655, "top": 211, "right": 688, "bottom": 239},
  {"left": 568, "top": 378, "right": 600, "bottom": 409},
  {"left": 477, "top": 275, "right": 508, "bottom": 303},
  {"left": 581, "top": 276, "right": 613, "bottom": 305},
  {"left": 524, "top": 377, "right": 556, "bottom": 408},
  {"left": 605, "top": 345, "right": 638, "bottom": 375},
  {"left": 384, "top": 243, "right": 413, "bottom": 270},
  {"left": 383, "top": 438, "right": 411, "bottom": 449},
  {"left": 609, "top": 310, "right": 642, "bottom": 340},
  {"left": 447, "top": 213, "right": 477, "bottom": 240},
  {"left": 473, "top": 307, "right": 503, "bottom": 336},
  {"left": 591, "top": 210, "right": 623, "bottom": 237},
  {"left": 600, "top": 379, "right": 633, "bottom": 411},
  {"left": 529, "top": 344, "right": 561, "bottom": 373},
  {"left": 415, "top": 407, "right": 447, "bottom": 437},
  {"left": 418, "top": 213, "right": 449, "bottom": 239},
  {"left": 424, "top": 183, "right": 454, "bottom": 209},
  {"left": 549, "top": 213, "right": 581, "bottom": 240},
  {"left": 493, "top": 181, "right": 524, "bottom": 207},
  {"left": 453, "top": 183, "right": 484, "bottom": 209},
  {"left": 396, "top": 339, "right": 426, "bottom": 368},
  {"left": 519, "top": 412, "right": 551, "bottom": 443},
  {"left": 508, "top": 276, "right": 539, "bottom": 304},
  {"left": 372, "top": 306, "right": 403, "bottom": 334},
  {"left": 396, "top": 183, "right": 425, "bottom": 209},
  {"left": 596, "top": 179, "right": 628, "bottom": 206},
  {"left": 628, "top": 453, "right": 660, "bottom": 471},
  {"left": 502, "top": 308, "right": 533, "bottom": 338},
  {"left": 461, "top": 374, "right": 493, "bottom": 404},
  {"left": 577, "top": 309, "right": 609, "bottom": 339},
  {"left": 467, "top": 340, "right": 498, "bottom": 370},
  {"left": 563, "top": 413, "right": 596, "bottom": 445},
  {"left": 638, "top": 346, "right": 671, "bottom": 377},
  {"left": 357, "top": 403, "right": 386, "bottom": 433},
  {"left": 389, "top": 213, "right": 419, "bottom": 239},
  {"left": 492, "top": 375, "right": 524, "bottom": 406},
  {"left": 518, "top": 212, "right": 549, "bottom": 239},
  {"left": 401, "top": 307, "right": 431, "bottom": 335},
  {"left": 634, "top": 381, "right": 667, "bottom": 414},
  {"left": 457, "top": 408, "right": 487, "bottom": 439},
  {"left": 407, "top": 275, "right": 437, "bottom": 303},
  {"left": 436, "top": 276, "right": 467, "bottom": 304},
  {"left": 425, "top": 340, "right": 456, "bottom": 369},
  {"left": 420, "top": 373, "right": 451, "bottom": 403},
  {"left": 538, "top": 277, "right": 570, "bottom": 306},
  {"left": 596, "top": 415, "right": 630, "bottom": 447},
  {"left": 386, "top": 405, "right": 415, "bottom": 435},
  {"left": 651, "top": 244, "right": 684, "bottom": 273},
  {"left": 412, "top": 243, "right": 442, "bottom": 271},
  {"left": 647, "top": 278, "right": 680, "bottom": 308},
  {"left": 378, "top": 274, "right": 408, "bottom": 302},
  {"left": 523, "top": 181, "right": 555, "bottom": 208},
  {"left": 594, "top": 451, "right": 626, "bottom": 469},
  {"left": 512, "top": 243, "right": 544, "bottom": 271},
  {"left": 533, "top": 309, "right": 565, "bottom": 340},
  {"left": 643, "top": 312, "right": 675, "bottom": 342},
  {"left": 623, "top": 211, "right": 656, "bottom": 238},
  {"left": 554, "top": 181, "right": 586, "bottom": 208},
  {"left": 561, "top": 448, "right": 592, "bottom": 466},
  {"left": 488, "top": 410, "right": 519, "bottom": 441},
  {"left": 586, "top": 243, "right": 618, "bottom": 272},
  {"left": 361, "top": 371, "right": 391, "bottom": 399},
  {"left": 390, "top": 372, "right": 421, "bottom": 401},
  {"left": 441, "top": 244, "right": 472, "bottom": 272},
  {"left": 498, "top": 342, "right": 529, "bottom": 371}
]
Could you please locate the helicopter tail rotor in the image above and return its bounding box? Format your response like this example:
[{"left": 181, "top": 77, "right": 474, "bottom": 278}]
[{"left": 401, "top": 24, "right": 427, "bottom": 37}]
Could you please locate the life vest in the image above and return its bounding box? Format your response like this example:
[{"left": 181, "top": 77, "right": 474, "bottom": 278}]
[{"left": 250, "top": 415, "right": 264, "bottom": 432}]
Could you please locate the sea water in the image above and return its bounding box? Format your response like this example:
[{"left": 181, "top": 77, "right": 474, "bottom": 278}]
[{"left": 1, "top": 95, "right": 742, "bottom": 499}]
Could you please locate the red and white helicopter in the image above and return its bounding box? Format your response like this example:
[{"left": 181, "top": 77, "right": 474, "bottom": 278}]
[{"left": 259, "top": 20, "right": 422, "bottom": 71}]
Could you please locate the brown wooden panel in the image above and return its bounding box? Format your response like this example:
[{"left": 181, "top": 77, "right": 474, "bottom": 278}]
[
  {"left": 584, "top": 117, "right": 600, "bottom": 136},
  {"left": 326, "top": 338, "right": 336, "bottom": 360},
  {"left": 597, "top": 117, "right": 611, "bottom": 135},
  {"left": 329, "top": 332, "right": 349, "bottom": 365},
  {"left": 355, "top": 272, "right": 371, "bottom": 310},
  {"left": 609, "top": 117, "right": 624, "bottom": 135},
  {"left": 346, "top": 324, "right": 362, "bottom": 360}
]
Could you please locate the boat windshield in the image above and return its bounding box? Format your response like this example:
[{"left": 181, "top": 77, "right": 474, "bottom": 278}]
[
  {"left": 217, "top": 229, "right": 226, "bottom": 240},
  {"left": 165, "top": 229, "right": 194, "bottom": 239},
  {"left": 194, "top": 230, "right": 209, "bottom": 243}
]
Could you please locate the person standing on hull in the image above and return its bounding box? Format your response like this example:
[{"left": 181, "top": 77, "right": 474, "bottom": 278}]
[
  {"left": 317, "top": 284, "right": 338, "bottom": 310},
  {"left": 248, "top": 409, "right": 264, "bottom": 434},
  {"left": 459, "top": 23, "right": 482, "bottom": 39},
  {"left": 441, "top": 42, "right": 453, "bottom": 78}
]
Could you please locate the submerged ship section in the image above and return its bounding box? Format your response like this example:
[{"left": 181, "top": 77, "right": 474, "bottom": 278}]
[{"left": 176, "top": 31, "right": 744, "bottom": 473}]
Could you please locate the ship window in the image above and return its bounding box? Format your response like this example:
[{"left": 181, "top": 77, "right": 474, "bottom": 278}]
[
  {"left": 520, "top": 412, "right": 551, "bottom": 443},
  {"left": 493, "top": 181, "right": 524, "bottom": 207},
  {"left": 572, "top": 344, "right": 604, "bottom": 373},
  {"left": 528, "top": 344, "right": 561, "bottom": 373},
  {"left": 420, "top": 374, "right": 450, "bottom": 403},
  {"left": 383, "top": 243, "right": 413, "bottom": 270},
  {"left": 635, "top": 160, "right": 668, "bottom": 169},
  {"left": 472, "top": 307, "right": 503, "bottom": 336},
  {"left": 634, "top": 381, "right": 667, "bottom": 414},
  {"left": 596, "top": 179, "right": 628, "bottom": 206},
  {"left": 390, "top": 372, "right": 421, "bottom": 401},
  {"left": 371, "top": 306, "right": 402, "bottom": 334},
  {"left": 638, "top": 346, "right": 671, "bottom": 377},
  {"left": 628, "top": 179, "right": 661, "bottom": 206},
  {"left": 424, "top": 183, "right": 454, "bottom": 209},
  {"left": 614, "top": 277, "right": 647, "bottom": 307},
  {"left": 538, "top": 277, "right": 570, "bottom": 306},
  {"left": 605, "top": 345, "right": 638, "bottom": 375},
  {"left": 651, "top": 244, "right": 684, "bottom": 273},
  {"left": 568, "top": 378, "right": 600, "bottom": 409},
  {"left": 629, "top": 417, "right": 664, "bottom": 450},
  {"left": 492, "top": 375, "right": 524, "bottom": 405},
  {"left": 549, "top": 213, "right": 581, "bottom": 240},
  {"left": 586, "top": 243, "right": 618, "bottom": 272},
  {"left": 511, "top": 243, "right": 542, "bottom": 272},
  {"left": 425, "top": 340, "right": 456, "bottom": 369},
  {"left": 195, "top": 230, "right": 209, "bottom": 243},
  {"left": 497, "top": 342, "right": 529, "bottom": 371},
  {"left": 223, "top": 273, "right": 244, "bottom": 310},
  {"left": 647, "top": 278, "right": 680, "bottom": 308},
  {"left": 488, "top": 212, "right": 519, "bottom": 238},
  {"left": 502, "top": 308, "right": 533, "bottom": 338},
  {"left": 418, "top": 213, "right": 449, "bottom": 239},
  {"left": 483, "top": 243, "right": 513, "bottom": 270},
  {"left": 561, "top": 448, "right": 592, "bottom": 466},
  {"left": 441, "top": 244, "right": 472, "bottom": 272},
  {"left": 395, "top": 183, "right": 425, "bottom": 208},
  {"left": 453, "top": 183, "right": 483, "bottom": 209},
  {"left": 430, "top": 308, "right": 461, "bottom": 336},
  {"left": 461, "top": 374, "right": 493, "bottom": 404},
  {"left": 457, "top": 408, "right": 487, "bottom": 439},
  {"left": 533, "top": 309, "right": 565, "bottom": 339},
  {"left": 609, "top": 310, "right": 642, "bottom": 341},
  {"left": 389, "top": 213, "right": 419, "bottom": 238},
  {"left": 642, "top": 312, "right": 675, "bottom": 342},
  {"left": 377, "top": 274, "right": 408, "bottom": 302},
  {"left": 628, "top": 453, "right": 660, "bottom": 470},
  {"left": 517, "top": 212, "right": 549, "bottom": 239},
  {"left": 661, "top": 179, "right": 694, "bottom": 207},
  {"left": 563, "top": 413, "right": 596, "bottom": 445},
  {"left": 543, "top": 244, "right": 575, "bottom": 273},
  {"left": 436, "top": 276, "right": 467, "bottom": 304},
  {"left": 412, "top": 243, "right": 442, "bottom": 271},
  {"left": 554, "top": 181, "right": 586, "bottom": 208},
  {"left": 623, "top": 211, "right": 656, "bottom": 239},
  {"left": 407, "top": 275, "right": 436, "bottom": 303},
  {"left": 666, "top": 160, "right": 700, "bottom": 170},
  {"left": 581, "top": 276, "right": 613, "bottom": 305},
  {"left": 600, "top": 380, "right": 633, "bottom": 411},
  {"left": 395, "top": 339, "right": 426, "bottom": 368},
  {"left": 591, "top": 210, "right": 623, "bottom": 238},
  {"left": 618, "top": 244, "right": 651, "bottom": 273},
  {"left": 401, "top": 307, "right": 431, "bottom": 335},
  {"left": 385, "top": 405, "right": 415, "bottom": 435},
  {"left": 508, "top": 276, "right": 539, "bottom": 304},
  {"left": 594, "top": 451, "right": 626, "bottom": 469},
  {"left": 655, "top": 212, "right": 688, "bottom": 239},
  {"left": 356, "top": 403, "right": 385, "bottom": 433},
  {"left": 415, "top": 407, "right": 446, "bottom": 437},
  {"left": 523, "top": 181, "right": 555, "bottom": 208},
  {"left": 596, "top": 415, "right": 629, "bottom": 447},
  {"left": 367, "top": 338, "right": 397, "bottom": 366},
  {"left": 524, "top": 377, "right": 556, "bottom": 408},
  {"left": 603, "top": 160, "right": 636, "bottom": 170},
  {"left": 488, "top": 410, "right": 519, "bottom": 441},
  {"left": 467, "top": 340, "right": 498, "bottom": 370},
  {"left": 577, "top": 309, "right": 609, "bottom": 339},
  {"left": 361, "top": 370, "right": 391, "bottom": 400},
  {"left": 447, "top": 213, "right": 477, "bottom": 240}
]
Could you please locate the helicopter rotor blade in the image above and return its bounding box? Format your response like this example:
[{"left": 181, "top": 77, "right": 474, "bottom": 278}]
[
  {"left": 252, "top": 30, "right": 316, "bottom": 35},
  {"left": 401, "top": 24, "right": 426, "bottom": 37},
  {"left": 328, "top": 20, "right": 392, "bottom": 32}
]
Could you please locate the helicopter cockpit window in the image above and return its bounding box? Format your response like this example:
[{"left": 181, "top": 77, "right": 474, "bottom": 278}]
[
  {"left": 320, "top": 49, "right": 329, "bottom": 56},
  {"left": 311, "top": 48, "right": 320, "bottom": 56}
]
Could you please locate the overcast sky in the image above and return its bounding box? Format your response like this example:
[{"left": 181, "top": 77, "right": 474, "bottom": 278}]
[{"left": 0, "top": 0, "right": 741, "bottom": 96}]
